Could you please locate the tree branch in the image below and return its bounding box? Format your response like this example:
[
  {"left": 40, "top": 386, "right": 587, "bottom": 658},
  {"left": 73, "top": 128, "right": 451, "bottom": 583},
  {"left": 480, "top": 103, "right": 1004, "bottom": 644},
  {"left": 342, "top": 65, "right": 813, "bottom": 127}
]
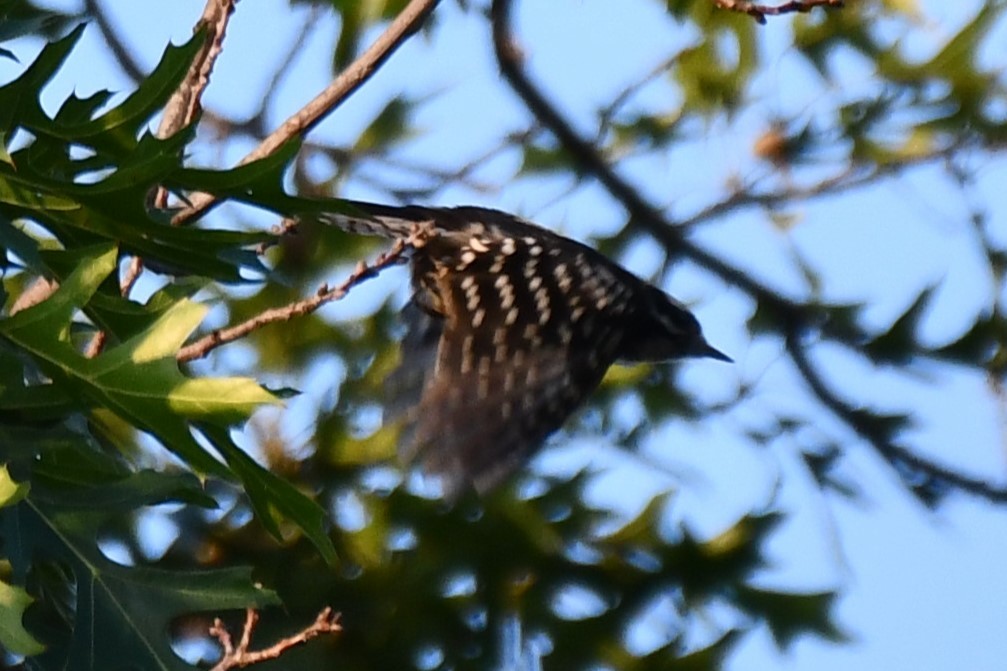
[
  {"left": 209, "top": 607, "right": 341, "bottom": 671},
  {"left": 785, "top": 328, "right": 1007, "bottom": 502},
  {"left": 82, "top": 0, "right": 145, "bottom": 82},
  {"left": 77, "top": 0, "right": 237, "bottom": 360},
  {"left": 157, "top": 0, "right": 237, "bottom": 145},
  {"left": 679, "top": 138, "right": 970, "bottom": 232},
  {"left": 713, "top": 0, "right": 844, "bottom": 24},
  {"left": 177, "top": 229, "right": 422, "bottom": 363},
  {"left": 171, "top": 0, "right": 441, "bottom": 227}
]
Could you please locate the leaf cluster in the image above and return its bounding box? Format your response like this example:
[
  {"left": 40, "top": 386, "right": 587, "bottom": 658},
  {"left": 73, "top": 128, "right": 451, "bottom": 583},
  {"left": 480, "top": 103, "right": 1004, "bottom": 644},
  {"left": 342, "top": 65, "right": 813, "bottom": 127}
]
[{"left": 0, "top": 25, "right": 341, "bottom": 669}]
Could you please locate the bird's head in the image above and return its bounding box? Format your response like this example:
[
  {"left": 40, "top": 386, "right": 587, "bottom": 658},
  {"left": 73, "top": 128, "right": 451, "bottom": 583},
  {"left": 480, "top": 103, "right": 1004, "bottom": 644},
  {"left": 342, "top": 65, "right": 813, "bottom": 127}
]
[{"left": 620, "top": 285, "right": 731, "bottom": 363}]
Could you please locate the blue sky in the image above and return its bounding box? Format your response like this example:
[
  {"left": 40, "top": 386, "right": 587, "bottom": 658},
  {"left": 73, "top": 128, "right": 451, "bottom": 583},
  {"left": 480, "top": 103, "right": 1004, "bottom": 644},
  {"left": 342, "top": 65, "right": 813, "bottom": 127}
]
[{"left": 5, "top": 0, "right": 1007, "bottom": 669}]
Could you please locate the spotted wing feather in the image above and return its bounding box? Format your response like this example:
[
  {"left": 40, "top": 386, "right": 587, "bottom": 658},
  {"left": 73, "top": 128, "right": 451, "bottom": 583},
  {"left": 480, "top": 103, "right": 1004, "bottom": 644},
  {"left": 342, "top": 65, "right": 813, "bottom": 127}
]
[{"left": 399, "top": 233, "right": 625, "bottom": 494}]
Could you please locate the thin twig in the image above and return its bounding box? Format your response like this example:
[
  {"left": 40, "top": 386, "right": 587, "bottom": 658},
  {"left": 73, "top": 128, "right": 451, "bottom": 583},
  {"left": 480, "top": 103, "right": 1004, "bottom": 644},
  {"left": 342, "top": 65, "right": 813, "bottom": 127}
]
[
  {"left": 300, "top": 126, "right": 529, "bottom": 198},
  {"left": 158, "top": 0, "right": 237, "bottom": 145},
  {"left": 177, "top": 230, "right": 423, "bottom": 363},
  {"left": 119, "top": 255, "right": 145, "bottom": 298},
  {"left": 595, "top": 53, "right": 680, "bottom": 143},
  {"left": 678, "top": 139, "right": 969, "bottom": 233},
  {"left": 713, "top": 0, "right": 844, "bottom": 24},
  {"left": 243, "top": 6, "right": 325, "bottom": 139},
  {"left": 209, "top": 607, "right": 342, "bottom": 671},
  {"left": 171, "top": 0, "right": 441, "bottom": 227}
]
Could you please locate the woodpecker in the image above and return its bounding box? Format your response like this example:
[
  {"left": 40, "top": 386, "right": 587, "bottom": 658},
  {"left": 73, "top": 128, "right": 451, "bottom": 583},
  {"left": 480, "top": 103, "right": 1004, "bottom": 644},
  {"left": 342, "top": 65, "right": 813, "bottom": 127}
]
[{"left": 318, "top": 201, "right": 730, "bottom": 495}]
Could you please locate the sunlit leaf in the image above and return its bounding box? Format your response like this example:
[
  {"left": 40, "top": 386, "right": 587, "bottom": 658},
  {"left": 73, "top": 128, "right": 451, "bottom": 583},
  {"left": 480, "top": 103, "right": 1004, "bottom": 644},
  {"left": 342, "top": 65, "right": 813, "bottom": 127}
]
[{"left": 0, "top": 578, "right": 45, "bottom": 656}]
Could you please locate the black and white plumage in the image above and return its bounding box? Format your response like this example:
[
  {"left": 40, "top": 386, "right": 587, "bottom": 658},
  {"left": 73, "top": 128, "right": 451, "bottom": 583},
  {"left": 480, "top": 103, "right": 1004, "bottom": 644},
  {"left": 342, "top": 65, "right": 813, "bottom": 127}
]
[{"left": 318, "top": 200, "right": 730, "bottom": 495}]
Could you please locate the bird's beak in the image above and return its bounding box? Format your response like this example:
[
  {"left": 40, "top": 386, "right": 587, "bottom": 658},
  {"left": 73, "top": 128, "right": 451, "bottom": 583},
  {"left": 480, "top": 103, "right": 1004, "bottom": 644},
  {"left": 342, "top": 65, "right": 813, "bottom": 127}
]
[{"left": 698, "top": 340, "right": 733, "bottom": 363}]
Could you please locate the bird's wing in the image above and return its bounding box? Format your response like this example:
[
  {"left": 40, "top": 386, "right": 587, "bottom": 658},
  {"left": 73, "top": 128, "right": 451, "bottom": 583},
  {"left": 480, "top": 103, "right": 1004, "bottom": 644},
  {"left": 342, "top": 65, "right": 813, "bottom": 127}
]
[{"left": 394, "top": 237, "right": 623, "bottom": 495}]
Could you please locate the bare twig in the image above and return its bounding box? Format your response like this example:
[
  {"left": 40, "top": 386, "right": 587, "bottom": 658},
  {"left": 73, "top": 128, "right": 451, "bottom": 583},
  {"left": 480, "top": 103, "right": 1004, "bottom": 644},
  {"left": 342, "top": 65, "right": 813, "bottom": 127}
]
[
  {"left": 713, "top": 0, "right": 844, "bottom": 24},
  {"left": 177, "top": 229, "right": 424, "bottom": 363},
  {"left": 678, "top": 139, "right": 970, "bottom": 232},
  {"left": 119, "top": 255, "right": 145, "bottom": 298},
  {"left": 84, "top": 330, "right": 107, "bottom": 359},
  {"left": 595, "top": 53, "right": 680, "bottom": 144},
  {"left": 209, "top": 607, "right": 342, "bottom": 671},
  {"left": 300, "top": 126, "right": 532, "bottom": 199},
  {"left": 157, "top": 0, "right": 237, "bottom": 144},
  {"left": 243, "top": 7, "right": 326, "bottom": 139},
  {"left": 171, "top": 0, "right": 441, "bottom": 227}
]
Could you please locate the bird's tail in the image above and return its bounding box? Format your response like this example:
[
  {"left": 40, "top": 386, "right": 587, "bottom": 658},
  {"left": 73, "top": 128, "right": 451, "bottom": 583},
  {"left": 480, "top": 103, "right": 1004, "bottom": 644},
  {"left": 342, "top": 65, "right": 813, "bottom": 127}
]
[{"left": 315, "top": 199, "right": 436, "bottom": 239}]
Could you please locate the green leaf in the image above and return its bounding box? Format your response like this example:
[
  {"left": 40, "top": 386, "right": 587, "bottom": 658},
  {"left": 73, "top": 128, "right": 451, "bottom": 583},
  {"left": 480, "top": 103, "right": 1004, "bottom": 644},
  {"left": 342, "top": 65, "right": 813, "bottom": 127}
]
[
  {"left": 173, "top": 139, "right": 418, "bottom": 220},
  {"left": 849, "top": 410, "right": 912, "bottom": 443},
  {"left": 0, "top": 151, "right": 270, "bottom": 281},
  {"left": 67, "top": 275, "right": 210, "bottom": 343},
  {"left": 23, "top": 29, "right": 208, "bottom": 157},
  {"left": 669, "top": 513, "right": 780, "bottom": 604},
  {"left": 203, "top": 424, "right": 339, "bottom": 566},
  {"left": 746, "top": 296, "right": 786, "bottom": 336},
  {"left": 52, "top": 89, "right": 116, "bottom": 127},
  {"left": 0, "top": 245, "right": 278, "bottom": 478},
  {"left": 736, "top": 587, "right": 846, "bottom": 647},
  {"left": 0, "top": 131, "right": 12, "bottom": 166},
  {"left": 672, "top": 15, "right": 756, "bottom": 114},
  {"left": 34, "top": 465, "right": 217, "bottom": 512},
  {"left": 520, "top": 142, "right": 573, "bottom": 175},
  {"left": 2, "top": 219, "right": 331, "bottom": 567},
  {"left": 0, "top": 463, "right": 29, "bottom": 507},
  {"left": 933, "top": 314, "right": 996, "bottom": 364},
  {"left": 0, "top": 379, "right": 80, "bottom": 421},
  {"left": 604, "top": 492, "right": 672, "bottom": 546},
  {"left": 171, "top": 139, "right": 305, "bottom": 212},
  {"left": 863, "top": 287, "right": 935, "bottom": 364},
  {"left": 0, "top": 0, "right": 74, "bottom": 43},
  {"left": 0, "top": 23, "right": 84, "bottom": 136},
  {"left": 3, "top": 468, "right": 279, "bottom": 671},
  {"left": 0, "top": 578, "right": 45, "bottom": 656},
  {"left": 352, "top": 96, "right": 413, "bottom": 153},
  {"left": 0, "top": 215, "right": 47, "bottom": 270},
  {"left": 0, "top": 29, "right": 270, "bottom": 283},
  {"left": 641, "top": 630, "right": 741, "bottom": 670}
]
